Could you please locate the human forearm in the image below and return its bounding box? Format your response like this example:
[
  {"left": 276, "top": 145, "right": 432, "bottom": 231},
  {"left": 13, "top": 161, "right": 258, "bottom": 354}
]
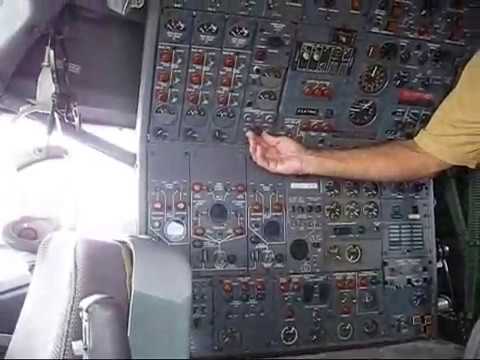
[{"left": 302, "top": 140, "right": 451, "bottom": 181}]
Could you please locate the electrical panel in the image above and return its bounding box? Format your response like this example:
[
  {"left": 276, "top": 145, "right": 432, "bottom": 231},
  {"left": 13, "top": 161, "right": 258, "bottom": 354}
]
[{"left": 142, "top": 0, "right": 477, "bottom": 357}]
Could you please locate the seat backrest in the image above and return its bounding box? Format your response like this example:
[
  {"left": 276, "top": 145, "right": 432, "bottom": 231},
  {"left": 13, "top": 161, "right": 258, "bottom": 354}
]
[{"left": 6, "top": 232, "right": 131, "bottom": 359}]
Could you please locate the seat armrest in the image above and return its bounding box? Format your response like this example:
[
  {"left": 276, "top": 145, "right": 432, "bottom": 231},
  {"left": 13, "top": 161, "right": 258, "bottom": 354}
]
[{"left": 76, "top": 294, "right": 131, "bottom": 359}]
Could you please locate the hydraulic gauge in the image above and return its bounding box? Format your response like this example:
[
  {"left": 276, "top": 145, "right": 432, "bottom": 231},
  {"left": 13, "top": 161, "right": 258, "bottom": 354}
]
[
  {"left": 349, "top": 99, "right": 377, "bottom": 126},
  {"left": 359, "top": 64, "right": 388, "bottom": 94}
]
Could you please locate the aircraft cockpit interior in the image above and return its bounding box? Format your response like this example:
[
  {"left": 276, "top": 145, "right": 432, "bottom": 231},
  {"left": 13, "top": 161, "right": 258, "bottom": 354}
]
[{"left": 0, "top": 0, "right": 480, "bottom": 358}]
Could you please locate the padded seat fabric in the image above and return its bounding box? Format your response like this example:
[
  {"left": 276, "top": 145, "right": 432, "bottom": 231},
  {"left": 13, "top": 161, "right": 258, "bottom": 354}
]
[{"left": 6, "top": 232, "right": 130, "bottom": 359}]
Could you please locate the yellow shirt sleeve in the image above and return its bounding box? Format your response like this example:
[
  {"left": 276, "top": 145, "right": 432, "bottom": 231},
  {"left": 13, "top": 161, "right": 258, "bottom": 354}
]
[{"left": 414, "top": 51, "right": 480, "bottom": 169}]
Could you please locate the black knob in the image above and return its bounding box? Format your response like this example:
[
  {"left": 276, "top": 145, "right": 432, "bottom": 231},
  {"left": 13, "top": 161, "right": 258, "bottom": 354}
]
[
  {"left": 214, "top": 129, "right": 228, "bottom": 142},
  {"left": 227, "top": 254, "right": 237, "bottom": 264},
  {"left": 380, "top": 42, "right": 398, "bottom": 60},
  {"left": 250, "top": 235, "right": 261, "bottom": 244},
  {"left": 418, "top": 51, "right": 429, "bottom": 65},
  {"left": 264, "top": 220, "right": 281, "bottom": 241},
  {"left": 154, "top": 127, "right": 168, "bottom": 140},
  {"left": 275, "top": 253, "right": 285, "bottom": 264},
  {"left": 210, "top": 203, "right": 228, "bottom": 224},
  {"left": 290, "top": 239, "right": 309, "bottom": 261},
  {"left": 184, "top": 128, "right": 198, "bottom": 141},
  {"left": 192, "top": 239, "right": 204, "bottom": 248},
  {"left": 400, "top": 49, "right": 411, "bottom": 64}
]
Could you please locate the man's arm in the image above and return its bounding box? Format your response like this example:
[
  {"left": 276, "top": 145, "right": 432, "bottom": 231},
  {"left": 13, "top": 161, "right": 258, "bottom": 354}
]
[
  {"left": 302, "top": 140, "right": 451, "bottom": 181},
  {"left": 247, "top": 131, "right": 451, "bottom": 182}
]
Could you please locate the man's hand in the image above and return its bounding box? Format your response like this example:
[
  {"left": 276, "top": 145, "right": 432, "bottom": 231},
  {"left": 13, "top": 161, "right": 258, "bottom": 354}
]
[{"left": 246, "top": 131, "right": 309, "bottom": 175}]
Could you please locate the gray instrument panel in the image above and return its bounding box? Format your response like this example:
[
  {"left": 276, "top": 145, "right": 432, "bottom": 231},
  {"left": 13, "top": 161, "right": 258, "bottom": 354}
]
[{"left": 144, "top": 0, "right": 476, "bottom": 357}]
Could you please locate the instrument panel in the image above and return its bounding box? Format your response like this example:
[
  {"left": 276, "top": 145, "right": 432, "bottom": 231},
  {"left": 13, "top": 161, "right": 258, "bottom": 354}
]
[{"left": 141, "top": 0, "right": 477, "bottom": 357}]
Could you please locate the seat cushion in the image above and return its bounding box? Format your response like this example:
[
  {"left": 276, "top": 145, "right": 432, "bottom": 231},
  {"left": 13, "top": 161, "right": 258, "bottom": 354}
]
[{"left": 6, "top": 232, "right": 130, "bottom": 359}]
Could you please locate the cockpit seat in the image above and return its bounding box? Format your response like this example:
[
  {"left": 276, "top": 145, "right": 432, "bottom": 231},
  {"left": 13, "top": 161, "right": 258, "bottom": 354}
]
[{"left": 5, "top": 232, "right": 132, "bottom": 359}]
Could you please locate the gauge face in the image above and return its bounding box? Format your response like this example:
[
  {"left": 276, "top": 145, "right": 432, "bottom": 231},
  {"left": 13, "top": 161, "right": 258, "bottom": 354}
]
[
  {"left": 325, "top": 201, "right": 342, "bottom": 221},
  {"left": 363, "top": 182, "right": 379, "bottom": 197},
  {"left": 345, "top": 201, "right": 361, "bottom": 219},
  {"left": 229, "top": 25, "right": 250, "bottom": 39},
  {"left": 337, "top": 322, "right": 354, "bottom": 341},
  {"left": 164, "top": 219, "right": 186, "bottom": 243},
  {"left": 359, "top": 64, "right": 388, "bottom": 94},
  {"left": 362, "top": 201, "right": 380, "bottom": 219},
  {"left": 198, "top": 22, "right": 219, "bottom": 35},
  {"left": 345, "top": 181, "right": 360, "bottom": 197},
  {"left": 325, "top": 180, "right": 341, "bottom": 197},
  {"left": 349, "top": 99, "right": 377, "bottom": 126},
  {"left": 345, "top": 244, "right": 362, "bottom": 264},
  {"left": 165, "top": 18, "right": 186, "bottom": 33}
]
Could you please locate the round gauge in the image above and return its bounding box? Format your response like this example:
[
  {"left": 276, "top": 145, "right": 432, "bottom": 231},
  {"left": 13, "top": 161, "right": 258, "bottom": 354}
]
[
  {"left": 345, "top": 201, "right": 361, "bottom": 220},
  {"left": 325, "top": 180, "right": 341, "bottom": 197},
  {"left": 281, "top": 326, "right": 299, "bottom": 346},
  {"left": 393, "top": 182, "right": 407, "bottom": 195},
  {"left": 348, "top": 99, "right": 377, "bottom": 126},
  {"left": 229, "top": 25, "right": 250, "bottom": 39},
  {"left": 165, "top": 18, "right": 186, "bottom": 33},
  {"left": 337, "top": 322, "right": 354, "bottom": 341},
  {"left": 164, "top": 219, "right": 186, "bottom": 243},
  {"left": 359, "top": 64, "right": 388, "bottom": 94},
  {"left": 264, "top": 220, "right": 281, "bottom": 242},
  {"left": 345, "top": 244, "right": 362, "bottom": 264},
  {"left": 197, "top": 22, "right": 219, "bottom": 35},
  {"left": 325, "top": 201, "right": 342, "bottom": 221},
  {"left": 363, "top": 182, "right": 379, "bottom": 198},
  {"left": 362, "top": 201, "right": 380, "bottom": 219},
  {"left": 345, "top": 181, "right": 360, "bottom": 197},
  {"left": 210, "top": 203, "right": 229, "bottom": 224}
]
